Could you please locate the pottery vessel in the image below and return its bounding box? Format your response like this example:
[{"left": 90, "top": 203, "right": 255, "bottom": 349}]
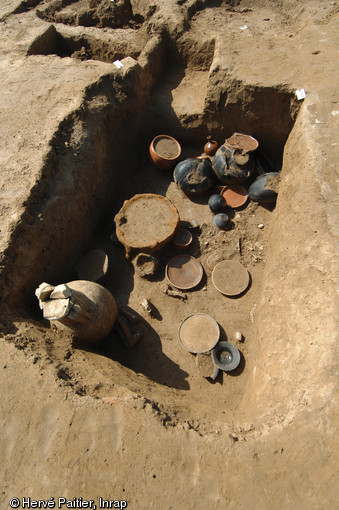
[
  {"left": 248, "top": 172, "right": 280, "bottom": 203},
  {"left": 212, "top": 213, "right": 230, "bottom": 230},
  {"left": 208, "top": 194, "right": 226, "bottom": 214},
  {"left": 212, "top": 341, "right": 241, "bottom": 372},
  {"left": 174, "top": 157, "right": 216, "bottom": 194},
  {"left": 134, "top": 252, "right": 159, "bottom": 278},
  {"left": 149, "top": 135, "right": 181, "bottom": 170},
  {"left": 36, "top": 280, "right": 118, "bottom": 343},
  {"left": 213, "top": 143, "right": 256, "bottom": 184},
  {"left": 220, "top": 184, "right": 248, "bottom": 208},
  {"left": 225, "top": 133, "right": 259, "bottom": 152},
  {"left": 172, "top": 228, "right": 193, "bottom": 250},
  {"left": 204, "top": 136, "right": 219, "bottom": 156},
  {"left": 114, "top": 193, "right": 180, "bottom": 257}
]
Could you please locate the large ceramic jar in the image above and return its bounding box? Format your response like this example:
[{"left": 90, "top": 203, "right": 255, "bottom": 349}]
[
  {"left": 173, "top": 157, "right": 216, "bottom": 194},
  {"left": 36, "top": 280, "right": 118, "bottom": 343},
  {"left": 213, "top": 143, "right": 256, "bottom": 184}
]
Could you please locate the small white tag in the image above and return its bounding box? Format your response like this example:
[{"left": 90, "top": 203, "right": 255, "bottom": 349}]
[
  {"left": 296, "top": 88, "right": 307, "bottom": 100},
  {"left": 240, "top": 25, "right": 248, "bottom": 30},
  {"left": 113, "top": 60, "right": 124, "bottom": 69}
]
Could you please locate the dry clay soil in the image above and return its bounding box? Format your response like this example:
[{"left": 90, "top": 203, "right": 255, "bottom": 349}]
[{"left": 0, "top": 1, "right": 338, "bottom": 509}]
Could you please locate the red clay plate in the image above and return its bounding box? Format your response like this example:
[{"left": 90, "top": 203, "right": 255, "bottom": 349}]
[
  {"left": 166, "top": 255, "right": 203, "bottom": 290},
  {"left": 221, "top": 184, "right": 248, "bottom": 208}
]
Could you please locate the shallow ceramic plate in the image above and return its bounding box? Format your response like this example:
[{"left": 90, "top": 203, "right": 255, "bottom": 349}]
[
  {"left": 178, "top": 313, "right": 220, "bottom": 353},
  {"left": 212, "top": 259, "right": 250, "bottom": 296},
  {"left": 220, "top": 184, "right": 248, "bottom": 208},
  {"left": 166, "top": 255, "right": 203, "bottom": 290}
]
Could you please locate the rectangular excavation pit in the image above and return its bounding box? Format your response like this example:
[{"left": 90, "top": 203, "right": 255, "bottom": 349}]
[
  {"left": 1, "top": 54, "right": 303, "bottom": 428},
  {"left": 27, "top": 24, "right": 142, "bottom": 62},
  {"left": 149, "top": 36, "right": 216, "bottom": 122},
  {"left": 37, "top": 0, "right": 152, "bottom": 29},
  {"left": 72, "top": 131, "right": 289, "bottom": 426}
]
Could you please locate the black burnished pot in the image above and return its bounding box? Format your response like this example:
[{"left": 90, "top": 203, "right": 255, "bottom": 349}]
[
  {"left": 212, "top": 213, "right": 230, "bottom": 230},
  {"left": 213, "top": 144, "right": 256, "bottom": 184},
  {"left": 173, "top": 158, "right": 216, "bottom": 194},
  {"left": 249, "top": 172, "right": 280, "bottom": 204},
  {"left": 208, "top": 194, "right": 226, "bottom": 213}
]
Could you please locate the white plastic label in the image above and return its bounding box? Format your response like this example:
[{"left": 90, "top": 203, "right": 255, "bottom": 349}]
[
  {"left": 113, "top": 60, "right": 124, "bottom": 69},
  {"left": 296, "top": 88, "right": 307, "bottom": 100}
]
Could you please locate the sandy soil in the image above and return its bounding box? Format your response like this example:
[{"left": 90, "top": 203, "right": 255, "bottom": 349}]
[{"left": 0, "top": 0, "right": 338, "bottom": 509}]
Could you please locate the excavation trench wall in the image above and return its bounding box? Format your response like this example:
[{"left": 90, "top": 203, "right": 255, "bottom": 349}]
[
  {"left": 0, "top": 33, "right": 166, "bottom": 305},
  {"left": 243, "top": 108, "right": 338, "bottom": 423}
]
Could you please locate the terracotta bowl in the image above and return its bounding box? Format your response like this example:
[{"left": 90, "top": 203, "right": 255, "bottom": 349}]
[
  {"left": 172, "top": 228, "right": 193, "bottom": 250},
  {"left": 149, "top": 135, "right": 181, "bottom": 170}
]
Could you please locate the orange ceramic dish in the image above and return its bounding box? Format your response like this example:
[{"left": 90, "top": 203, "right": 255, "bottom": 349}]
[{"left": 220, "top": 184, "right": 248, "bottom": 208}]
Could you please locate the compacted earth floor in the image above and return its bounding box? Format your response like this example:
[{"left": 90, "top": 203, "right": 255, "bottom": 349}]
[{"left": 0, "top": 1, "right": 338, "bottom": 509}]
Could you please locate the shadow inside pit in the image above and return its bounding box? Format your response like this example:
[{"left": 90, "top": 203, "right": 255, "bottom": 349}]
[
  {"left": 160, "top": 236, "right": 202, "bottom": 266},
  {"left": 115, "top": 138, "right": 174, "bottom": 200},
  {"left": 0, "top": 315, "right": 19, "bottom": 336},
  {"left": 75, "top": 317, "right": 190, "bottom": 390},
  {"left": 258, "top": 202, "right": 277, "bottom": 212},
  {"left": 184, "top": 191, "right": 210, "bottom": 206}
]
